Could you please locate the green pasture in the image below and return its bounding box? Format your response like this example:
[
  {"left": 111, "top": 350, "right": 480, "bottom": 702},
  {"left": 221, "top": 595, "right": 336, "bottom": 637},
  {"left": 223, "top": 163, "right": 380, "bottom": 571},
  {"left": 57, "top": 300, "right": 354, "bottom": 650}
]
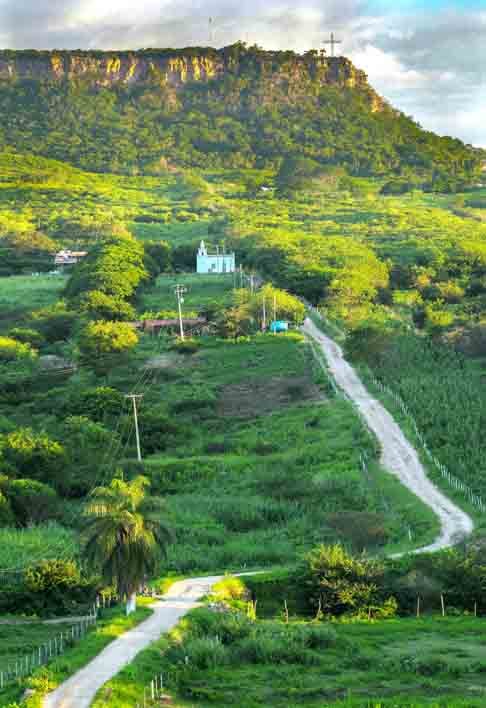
[
  {"left": 139, "top": 273, "right": 234, "bottom": 314},
  {"left": 0, "top": 275, "right": 66, "bottom": 318},
  {"left": 92, "top": 608, "right": 486, "bottom": 708}
]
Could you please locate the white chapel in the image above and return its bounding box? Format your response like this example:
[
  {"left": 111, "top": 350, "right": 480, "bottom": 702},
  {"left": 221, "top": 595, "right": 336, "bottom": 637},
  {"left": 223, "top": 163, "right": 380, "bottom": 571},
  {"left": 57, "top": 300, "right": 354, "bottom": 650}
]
[{"left": 196, "top": 241, "right": 236, "bottom": 274}]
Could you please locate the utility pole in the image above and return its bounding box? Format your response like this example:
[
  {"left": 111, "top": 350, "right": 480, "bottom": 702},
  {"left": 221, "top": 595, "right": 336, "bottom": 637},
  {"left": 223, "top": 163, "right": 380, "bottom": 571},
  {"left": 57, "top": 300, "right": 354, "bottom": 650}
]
[
  {"left": 125, "top": 394, "right": 143, "bottom": 462},
  {"left": 174, "top": 284, "right": 188, "bottom": 340},
  {"left": 262, "top": 294, "right": 267, "bottom": 331},
  {"left": 273, "top": 294, "right": 277, "bottom": 335}
]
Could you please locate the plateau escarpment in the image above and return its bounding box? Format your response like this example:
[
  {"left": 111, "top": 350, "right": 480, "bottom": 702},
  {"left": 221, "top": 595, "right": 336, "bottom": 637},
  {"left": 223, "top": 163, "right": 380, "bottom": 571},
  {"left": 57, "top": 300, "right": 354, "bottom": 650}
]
[{"left": 0, "top": 43, "right": 477, "bottom": 178}]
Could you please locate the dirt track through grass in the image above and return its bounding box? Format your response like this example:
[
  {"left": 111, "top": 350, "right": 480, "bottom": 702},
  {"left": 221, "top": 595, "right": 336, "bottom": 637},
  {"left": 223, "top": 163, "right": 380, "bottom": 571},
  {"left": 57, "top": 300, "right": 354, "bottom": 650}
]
[{"left": 303, "top": 317, "right": 473, "bottom": 553}]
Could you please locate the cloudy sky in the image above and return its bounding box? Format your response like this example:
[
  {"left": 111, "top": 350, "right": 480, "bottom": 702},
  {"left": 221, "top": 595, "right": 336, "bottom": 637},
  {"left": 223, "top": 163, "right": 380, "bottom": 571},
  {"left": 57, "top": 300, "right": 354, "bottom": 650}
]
[{"left": 0, "top": 0, "right": 485, "bottom": 146}]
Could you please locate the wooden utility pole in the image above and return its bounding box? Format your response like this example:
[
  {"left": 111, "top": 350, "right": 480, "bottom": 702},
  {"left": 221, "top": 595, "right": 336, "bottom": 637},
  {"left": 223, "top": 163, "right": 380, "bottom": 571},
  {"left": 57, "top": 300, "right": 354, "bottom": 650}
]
[
  {"left": 174, "top": 284, "right": 188, "bottom": 340},
  {"left": 125, "top": 394, "right": 143, "bottom": 462}
]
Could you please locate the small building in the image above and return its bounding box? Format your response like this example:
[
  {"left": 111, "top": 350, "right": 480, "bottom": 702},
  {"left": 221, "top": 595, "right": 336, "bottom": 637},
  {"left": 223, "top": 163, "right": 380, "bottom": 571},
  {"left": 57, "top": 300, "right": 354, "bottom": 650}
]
[
  {"left": 54, "top": 249, "right": 88, "bottom": 266},
  {"left": 196, "top": 241, "right": 235, "bottom": 274}
]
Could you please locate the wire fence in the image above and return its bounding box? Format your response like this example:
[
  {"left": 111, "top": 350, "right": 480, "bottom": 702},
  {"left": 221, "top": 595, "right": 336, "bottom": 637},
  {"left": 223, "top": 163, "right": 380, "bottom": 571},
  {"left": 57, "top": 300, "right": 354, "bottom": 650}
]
[
  {"left": 134, "top": 673, "right": 167, "bottom": 707},
  {"left": 0, "top": 605, "right": 98, "bottom": 690},
  {"left": 369, "top": 375, "right": 486, "bottom": 514},
  {"left": 304, "top": 300, "right": 485, "bottom": 515}
]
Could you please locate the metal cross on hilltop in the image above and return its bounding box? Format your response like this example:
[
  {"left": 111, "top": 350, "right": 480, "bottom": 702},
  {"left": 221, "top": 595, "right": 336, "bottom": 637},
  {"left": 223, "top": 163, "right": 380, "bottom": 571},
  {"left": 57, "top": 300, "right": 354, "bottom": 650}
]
[{"left": 323, "top": 32, "right": 342, "bottom": 57}]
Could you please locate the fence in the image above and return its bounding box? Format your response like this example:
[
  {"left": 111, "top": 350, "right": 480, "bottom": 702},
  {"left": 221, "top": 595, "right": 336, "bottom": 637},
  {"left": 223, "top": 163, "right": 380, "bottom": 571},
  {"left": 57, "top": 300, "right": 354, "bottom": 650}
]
[
  {"left": 135, "top": 673, "right": 166, "bottom": 707},
  {"left": 304, "top": 300, "right": 486, "bottom": 516},
  {"left": 0, "top": 605, "right": 98, "bottom": 690},
  {"left": 369, "top": 375, "right": 486, "bottom": 514}
]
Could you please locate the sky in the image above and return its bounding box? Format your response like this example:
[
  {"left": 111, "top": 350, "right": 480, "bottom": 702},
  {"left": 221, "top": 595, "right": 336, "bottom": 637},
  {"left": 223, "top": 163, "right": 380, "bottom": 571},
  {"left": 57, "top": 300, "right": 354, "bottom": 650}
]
[{"left": 0, "top": 0, "right": 485, "bottom": 146}]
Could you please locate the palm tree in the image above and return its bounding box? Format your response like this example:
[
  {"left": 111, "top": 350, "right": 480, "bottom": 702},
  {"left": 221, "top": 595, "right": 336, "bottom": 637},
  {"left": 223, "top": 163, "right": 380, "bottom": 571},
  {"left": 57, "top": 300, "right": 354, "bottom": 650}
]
[{"left": 82, "top": 475, "right": 172, "bottom": 614}]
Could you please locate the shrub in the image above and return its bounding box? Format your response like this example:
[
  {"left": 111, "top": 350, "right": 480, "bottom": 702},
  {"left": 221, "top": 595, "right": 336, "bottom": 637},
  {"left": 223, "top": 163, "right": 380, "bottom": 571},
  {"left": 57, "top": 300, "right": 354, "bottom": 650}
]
[
  {"left": 325, "top": 511, "right": 389, "bottom": 552},
  {"left": 171, "top": 337, "right": 201, "bottom": 355},
  {"left": 168, "top": 636, "right": 229, "bottom": 670},
  {"left": 301, "top": 544, "right": 387, "bottom": 617},
  {"left": 75, "top": 386, "right": 124, "bottom": 422},
  {"left": 8, "top": 327, "right": 44, "bottom": 348},
  {"left": 138, "top": 408, "right": 183, "bottom": 455},
  {"left": 0, "top": 336, "right": 37, "bottom": 362},
  {"left": 0, "top": 489, "right": 15, "bottom": 526},
  {"left": 211, "top": 575, "right": 248, "bottom": 602},
  {"left": 13, "top": 559, "right": 99, "bottom": 616},
  {"left": 5, "top": 478, "right": 60, "bottom": 525},
  {"left": 31, "top": 302, "right": 78, "bottom": 343}
]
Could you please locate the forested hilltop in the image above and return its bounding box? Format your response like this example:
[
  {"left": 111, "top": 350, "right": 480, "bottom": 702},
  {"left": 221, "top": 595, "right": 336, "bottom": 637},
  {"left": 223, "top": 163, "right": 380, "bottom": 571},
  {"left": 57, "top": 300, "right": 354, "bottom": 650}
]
[{"left": 0, "top": 43, "right": 481, "bottom": 183}]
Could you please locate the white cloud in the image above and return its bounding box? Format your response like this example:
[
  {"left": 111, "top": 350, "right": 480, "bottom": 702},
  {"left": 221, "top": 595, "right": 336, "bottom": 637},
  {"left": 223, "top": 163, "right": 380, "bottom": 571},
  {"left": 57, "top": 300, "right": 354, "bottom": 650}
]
[{"left": 350, "top": 44, "right": 428, "bottom": 88}]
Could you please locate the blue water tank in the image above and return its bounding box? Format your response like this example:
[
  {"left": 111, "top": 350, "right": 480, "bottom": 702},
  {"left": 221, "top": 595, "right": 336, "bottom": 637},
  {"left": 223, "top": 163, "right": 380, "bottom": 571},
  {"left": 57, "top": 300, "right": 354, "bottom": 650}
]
[{"left": 270, "top": 320, "right": 289, "bottom": 333}]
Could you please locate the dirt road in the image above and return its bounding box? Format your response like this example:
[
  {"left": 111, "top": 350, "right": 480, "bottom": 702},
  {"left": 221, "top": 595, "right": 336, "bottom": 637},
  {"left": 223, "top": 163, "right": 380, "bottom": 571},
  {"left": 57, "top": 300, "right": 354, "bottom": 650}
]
[
  {"left": 303, "top": 317, "right": 473, "bottom": 553},
  {"left": 43, "top": 575, "right": 222, "bottom": 708}
]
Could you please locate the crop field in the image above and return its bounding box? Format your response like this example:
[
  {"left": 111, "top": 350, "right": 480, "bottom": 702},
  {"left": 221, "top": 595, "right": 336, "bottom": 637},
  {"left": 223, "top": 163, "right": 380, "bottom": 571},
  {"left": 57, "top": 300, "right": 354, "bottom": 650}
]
[
  {"left": 93, "top": 607, "right": 486, "bottom": 708},
  {"left": 358, "top": 334, "right": 486, "bottom": 515}
]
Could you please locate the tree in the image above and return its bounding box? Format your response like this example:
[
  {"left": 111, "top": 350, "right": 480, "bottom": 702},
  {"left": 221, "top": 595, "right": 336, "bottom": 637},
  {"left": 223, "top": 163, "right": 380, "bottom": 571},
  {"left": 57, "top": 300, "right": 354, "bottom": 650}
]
[
  {"left": 78, "top": 321, "right": 139, "bottom": 363},
  {"left": 79, "top": 291, "right": 136, "bottom": 321},
  {"left": 82, "top": 476, "right": 172, "bottom": 614},
  {"left": 0, "top": 428, "right": 66, "bottom": 486},
  {"left": 275, "top": 156, "right": 321, "bottom": 195},
  {"left": 0, "top": 336, "right": 37, "bottom": 362},
  {"left": 250, "top": 284, "right": 305, "bottom": 326}
]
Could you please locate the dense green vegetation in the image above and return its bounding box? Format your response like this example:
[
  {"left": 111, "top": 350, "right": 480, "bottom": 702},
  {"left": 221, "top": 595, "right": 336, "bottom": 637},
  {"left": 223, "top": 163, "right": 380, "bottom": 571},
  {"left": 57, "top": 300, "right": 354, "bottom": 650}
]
[{"left": 0, "top": 46, "right": 480, "bottom": 185}]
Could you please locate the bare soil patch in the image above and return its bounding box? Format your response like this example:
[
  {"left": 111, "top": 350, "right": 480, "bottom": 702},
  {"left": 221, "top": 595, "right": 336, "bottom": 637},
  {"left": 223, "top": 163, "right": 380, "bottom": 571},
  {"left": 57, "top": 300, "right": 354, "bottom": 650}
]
[{"left": 217, "top": 375, "right": 323, "bottom": 419}]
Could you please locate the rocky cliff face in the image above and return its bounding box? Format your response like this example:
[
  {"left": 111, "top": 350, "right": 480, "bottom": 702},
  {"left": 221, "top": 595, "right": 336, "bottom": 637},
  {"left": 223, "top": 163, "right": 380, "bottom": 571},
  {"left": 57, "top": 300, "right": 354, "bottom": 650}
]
[{"left": 0, "top": 46, "right": 386, "bottom": 112}]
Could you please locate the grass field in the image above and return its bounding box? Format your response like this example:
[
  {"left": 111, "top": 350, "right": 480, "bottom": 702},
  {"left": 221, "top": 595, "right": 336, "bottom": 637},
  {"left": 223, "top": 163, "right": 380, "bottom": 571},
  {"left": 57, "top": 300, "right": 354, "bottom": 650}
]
[
  {"left": 93, "top": 607, "right": 486, "bottom": 708},
  {"left": 0, "top": 621, "right": 78, "bottom": 664},
  {"left": 139, "top": 273, "right": 234, "bottom": 314},
  {"left": 108, "top": 328, "right": 438, "bottom": 572},
  {"left": 0, "top": 602, "right": 153, "bottom": 707},
  {"left": 0, "top": 274, "right": 66, "bottom": 322},
  {"left": 0, "top": 525, "right": 77, "bottom": 574}
]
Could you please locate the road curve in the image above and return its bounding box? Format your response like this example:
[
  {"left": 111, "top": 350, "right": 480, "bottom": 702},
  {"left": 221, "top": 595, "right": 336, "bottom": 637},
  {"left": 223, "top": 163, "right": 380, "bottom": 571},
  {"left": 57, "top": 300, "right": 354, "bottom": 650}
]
[
  {"left": 43, "top": 575, "right": 222, "bottom": 708},
  {"left": 303, "top": 317, "right": 473, "bottom": 553}
]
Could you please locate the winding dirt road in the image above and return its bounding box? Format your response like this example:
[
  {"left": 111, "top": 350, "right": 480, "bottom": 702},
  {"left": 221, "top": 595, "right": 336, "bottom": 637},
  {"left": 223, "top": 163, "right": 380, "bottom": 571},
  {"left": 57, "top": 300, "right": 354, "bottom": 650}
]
[
  {"left": 303, "top": 317, "right": 473, "bottom": 553},
  {"left": 43, "top": 576, "right": 222, "bottom": 708}
]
